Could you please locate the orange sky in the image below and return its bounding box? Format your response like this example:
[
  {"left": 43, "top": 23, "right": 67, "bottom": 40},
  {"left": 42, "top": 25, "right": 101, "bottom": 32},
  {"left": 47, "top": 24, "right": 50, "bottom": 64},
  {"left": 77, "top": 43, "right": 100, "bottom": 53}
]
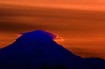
[
  {"left": 0, "top": 0, "right": 105, "bottom": 11},
  {"left": 0, "top": 0, "right": 105, "bottom": 59}
]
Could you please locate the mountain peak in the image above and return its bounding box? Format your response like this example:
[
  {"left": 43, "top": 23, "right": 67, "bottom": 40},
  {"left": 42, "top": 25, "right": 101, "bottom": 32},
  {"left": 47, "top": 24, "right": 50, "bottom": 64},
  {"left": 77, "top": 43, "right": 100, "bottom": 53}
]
[{"left": 0, "top": 30, "right": 105, "bottom": 69}]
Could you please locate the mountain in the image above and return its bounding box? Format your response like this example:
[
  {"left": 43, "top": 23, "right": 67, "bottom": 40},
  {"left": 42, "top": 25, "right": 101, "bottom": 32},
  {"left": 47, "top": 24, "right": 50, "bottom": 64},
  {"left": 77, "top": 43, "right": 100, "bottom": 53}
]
[{"left": 0, "top": 30, "right": 105, "bottom": 69}]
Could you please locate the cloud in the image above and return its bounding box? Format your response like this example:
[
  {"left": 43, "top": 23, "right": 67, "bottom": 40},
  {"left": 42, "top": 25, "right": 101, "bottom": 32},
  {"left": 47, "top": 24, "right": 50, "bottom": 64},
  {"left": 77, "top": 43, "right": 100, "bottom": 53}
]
[{"left": 1, "top": 4, "right": 105, "bottom": 34}]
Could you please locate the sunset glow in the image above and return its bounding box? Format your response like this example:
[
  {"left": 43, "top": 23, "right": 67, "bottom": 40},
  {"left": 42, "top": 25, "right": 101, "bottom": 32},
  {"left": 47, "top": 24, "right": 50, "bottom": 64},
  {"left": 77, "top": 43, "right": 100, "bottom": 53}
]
[{"left": 54, "top": 35, "right": 64, "bottom": 44}]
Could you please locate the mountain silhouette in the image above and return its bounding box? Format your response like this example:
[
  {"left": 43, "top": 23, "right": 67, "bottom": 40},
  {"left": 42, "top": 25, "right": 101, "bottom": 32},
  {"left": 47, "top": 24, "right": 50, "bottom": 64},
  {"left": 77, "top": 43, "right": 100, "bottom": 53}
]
[{"left": 0, "top": 30, "right": 105, "bottom": 69}]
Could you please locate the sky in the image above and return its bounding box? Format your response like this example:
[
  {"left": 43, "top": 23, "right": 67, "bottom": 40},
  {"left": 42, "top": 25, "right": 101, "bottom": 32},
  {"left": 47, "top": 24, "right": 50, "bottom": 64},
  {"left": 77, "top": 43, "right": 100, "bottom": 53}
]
[
  {"left": 0, "top": 0, "right": 105, "bottom": 11},
  {"left": 0, "top": 0, "right": 105, "bottom": 59}
]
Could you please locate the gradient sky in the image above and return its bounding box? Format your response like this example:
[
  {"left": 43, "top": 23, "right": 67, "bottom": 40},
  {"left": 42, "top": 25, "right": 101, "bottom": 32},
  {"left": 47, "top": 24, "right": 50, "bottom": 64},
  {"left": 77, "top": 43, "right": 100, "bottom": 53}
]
[
  {"left": 0, "top": 0, "right": 105, "bottom": 11},
  {"left": 0, "top": 0, "right": 105, "bottom": 59}
]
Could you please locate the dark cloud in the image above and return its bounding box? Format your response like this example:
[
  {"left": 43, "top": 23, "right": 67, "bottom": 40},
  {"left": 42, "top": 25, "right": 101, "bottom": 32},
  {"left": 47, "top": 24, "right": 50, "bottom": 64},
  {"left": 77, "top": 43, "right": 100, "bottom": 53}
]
[
  {"left": 0, "top": 22, "right": 47, "bottom": 33},
  {"left": 0, "top": 4, "right": 105, "bottom": 34}
]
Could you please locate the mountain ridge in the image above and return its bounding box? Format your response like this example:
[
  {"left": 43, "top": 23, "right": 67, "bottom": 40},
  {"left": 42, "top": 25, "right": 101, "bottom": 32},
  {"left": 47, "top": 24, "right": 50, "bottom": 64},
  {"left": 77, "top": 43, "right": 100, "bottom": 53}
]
[{"left": 0, "top": 30, "right": 105, "bottom": 69}]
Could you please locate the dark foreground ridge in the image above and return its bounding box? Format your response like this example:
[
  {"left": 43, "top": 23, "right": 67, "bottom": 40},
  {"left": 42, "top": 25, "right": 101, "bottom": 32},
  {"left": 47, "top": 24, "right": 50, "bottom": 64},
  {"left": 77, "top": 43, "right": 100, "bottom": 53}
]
[{"left": 0, "top": 30, "right": 105, "bottom": 69}]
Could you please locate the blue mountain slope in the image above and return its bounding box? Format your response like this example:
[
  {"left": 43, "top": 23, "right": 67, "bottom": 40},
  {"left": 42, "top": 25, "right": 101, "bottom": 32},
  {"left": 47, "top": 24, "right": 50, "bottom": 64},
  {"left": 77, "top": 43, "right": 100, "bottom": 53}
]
[{"left": 0, "top": 30, "right": 105, "bottom": 69}]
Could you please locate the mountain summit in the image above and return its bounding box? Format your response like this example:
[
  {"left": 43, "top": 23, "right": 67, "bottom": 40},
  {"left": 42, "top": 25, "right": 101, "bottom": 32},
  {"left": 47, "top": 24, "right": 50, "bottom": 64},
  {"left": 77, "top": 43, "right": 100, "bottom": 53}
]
[{"left": 0, "top": 30, "right": 105, "bottom": 69}]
